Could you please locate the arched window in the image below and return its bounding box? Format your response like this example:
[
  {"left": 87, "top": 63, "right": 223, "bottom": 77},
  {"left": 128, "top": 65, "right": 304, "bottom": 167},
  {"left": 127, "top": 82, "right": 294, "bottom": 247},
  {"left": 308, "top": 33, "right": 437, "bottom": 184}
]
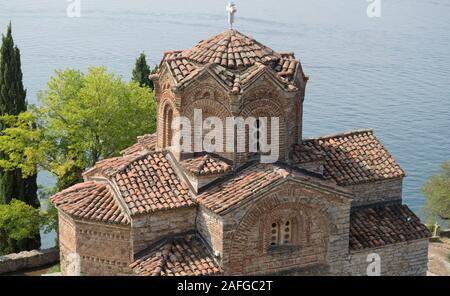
[
  {"left": 270, "top": 219, "right": 293, "bottom": 246},
  {"left": 163, "top": 105, "right": 173, "bottom": 148}
]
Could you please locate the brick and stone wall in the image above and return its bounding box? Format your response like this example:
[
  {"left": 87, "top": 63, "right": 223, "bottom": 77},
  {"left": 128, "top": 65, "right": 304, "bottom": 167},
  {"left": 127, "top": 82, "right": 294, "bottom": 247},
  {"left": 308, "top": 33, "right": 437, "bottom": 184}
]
[
  {"left": 59, "top": 211, "right": 133, "bottom": 276},
  {"left": 59, "top": 211, "right": 77, "bottom": 275},
  {"left": 131, "top": 206, "right": 197, "bottom": 254},
  {"left": 219, "top": 181, "right": 351, "bottom": 275},
  {"left": 196, "top": 206, "right": 224, "bottom": 259},
  {"left": 347, "top": 178, "right": 403, "bottom": 207},
  {"left": 345, "top": 238, "right": 429, "bottom": 276}
]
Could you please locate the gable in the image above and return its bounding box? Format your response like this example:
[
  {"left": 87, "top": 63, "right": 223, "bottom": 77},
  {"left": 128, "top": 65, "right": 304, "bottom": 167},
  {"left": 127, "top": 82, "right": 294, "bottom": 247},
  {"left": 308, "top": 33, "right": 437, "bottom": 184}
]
[{"left": 196, "top": 163, "right": 352, "bottom": 216}]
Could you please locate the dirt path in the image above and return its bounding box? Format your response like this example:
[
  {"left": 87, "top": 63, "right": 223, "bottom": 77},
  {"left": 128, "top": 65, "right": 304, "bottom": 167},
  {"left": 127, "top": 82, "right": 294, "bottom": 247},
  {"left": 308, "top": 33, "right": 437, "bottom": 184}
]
[{"left": 428, "top": 238, "right": 450, "bottom": 276}]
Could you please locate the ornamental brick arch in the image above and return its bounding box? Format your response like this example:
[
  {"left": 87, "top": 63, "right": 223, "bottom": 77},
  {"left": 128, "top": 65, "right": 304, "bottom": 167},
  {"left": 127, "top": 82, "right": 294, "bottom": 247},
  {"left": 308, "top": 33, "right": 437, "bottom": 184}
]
[
  {"left": 182, "top": 98, "right": 233, "bottom": 158},
  {"left": 181, "top": 78, "right": 230, "bottom": 111},
  {"left": 225, "top": 185, "right": 331, "bottom": 275}
]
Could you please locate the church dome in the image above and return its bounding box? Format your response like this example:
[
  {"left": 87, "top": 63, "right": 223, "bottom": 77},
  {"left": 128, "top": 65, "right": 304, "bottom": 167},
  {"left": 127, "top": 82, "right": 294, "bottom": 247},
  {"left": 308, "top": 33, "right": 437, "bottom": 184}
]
[
  {"left": 153, "top": 30, "right": 305, "bottom": 93},
  {"left": 181, "top": 29, "right": 280, "bottom": 69}
]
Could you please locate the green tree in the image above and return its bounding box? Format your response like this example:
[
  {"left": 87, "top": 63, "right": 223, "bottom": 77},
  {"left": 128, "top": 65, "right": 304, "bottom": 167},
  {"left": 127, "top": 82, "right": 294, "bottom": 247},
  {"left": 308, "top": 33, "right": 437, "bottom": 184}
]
[
  {"left": 423, "top": 161, "right": 450, "bottom": 221},
  {"left": 0, "top": 23, "right": 40, "bottom": 254},
  {"left": 0, "top": 66, "right": 157, "bottom": 191},
  {"left": 0, "top": 200, "right": 43, "bottom": 253},
  {"left": 132, "top": 52, "right": 157, "bottom": 90}
]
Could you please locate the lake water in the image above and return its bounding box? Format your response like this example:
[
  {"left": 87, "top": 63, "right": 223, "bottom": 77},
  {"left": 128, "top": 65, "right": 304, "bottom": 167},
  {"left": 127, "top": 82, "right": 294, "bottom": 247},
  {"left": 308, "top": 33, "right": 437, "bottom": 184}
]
[{"left": 1, "top": 0, "right": 449, "bottom": 248}]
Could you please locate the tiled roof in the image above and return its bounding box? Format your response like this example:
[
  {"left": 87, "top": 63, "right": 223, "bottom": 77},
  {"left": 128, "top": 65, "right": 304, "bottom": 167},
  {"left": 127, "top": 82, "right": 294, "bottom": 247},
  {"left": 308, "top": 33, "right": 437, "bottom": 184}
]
[
  {"left": 349, "top": 204, "right": 431, "bottom": 250},
  {"left": 180, "top": 154, "right": 231, "bottom": 176},
  {"left": 163, "top": 51, "right": 199, "bottom": 84},
  {"left": 86, "top": 153, "right": 141, "bottom": 177},
  {"left": 121, "top": 133, "right": 157, "bottom": 155},
  {"left": 293, "top": 129, "right": 405, "bottom": 186},
  {"left": 50, "top": 181, "right": 129, "bottom": 225},
  {"left": 275, "top": 53, "right": 299, "bottom": 79},
  {"left": 157, "top": 30, "right": 302, "bottom": 93},
  {"left": 83, "top": 146, "right": 194, "bottom": 216},
  {"left": 130, "top": 233, "right": 221, "bottom": 276},
  {"left": 197, "top": 164, "right": 289, "bottom": 214},
  {"left": 183, "top": 30, "right": 279, "bottom": 69},
  {"left": 113, "top": 152, "right": 194, "bottom": 215},
  {"left": 197, "top": 163, "right": 351, "bottom": 215},
  {"left": 291, "top": 143, "right": 326, "bottom": 163}
]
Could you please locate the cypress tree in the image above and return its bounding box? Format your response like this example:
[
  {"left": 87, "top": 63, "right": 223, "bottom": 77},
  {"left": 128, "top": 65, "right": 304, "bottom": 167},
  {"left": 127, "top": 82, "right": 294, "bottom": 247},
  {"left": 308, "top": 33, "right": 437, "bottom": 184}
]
[
  {"left": 0, "top": 23, "right": 40, "bottom": 254},
  {"left": 132, "top": 52, "right": 155, "bottom": 90}
]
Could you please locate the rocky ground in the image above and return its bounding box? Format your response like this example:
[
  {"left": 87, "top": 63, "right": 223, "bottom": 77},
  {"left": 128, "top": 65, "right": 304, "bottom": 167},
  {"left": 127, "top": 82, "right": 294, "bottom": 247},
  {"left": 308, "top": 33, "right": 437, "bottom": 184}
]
[{"left": 428, "top": 237, "right": 450, "bottom": 276}]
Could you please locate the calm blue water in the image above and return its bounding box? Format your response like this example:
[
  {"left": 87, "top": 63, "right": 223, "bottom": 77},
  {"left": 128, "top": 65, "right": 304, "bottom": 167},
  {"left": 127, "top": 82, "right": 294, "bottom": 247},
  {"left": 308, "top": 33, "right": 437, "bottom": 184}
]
[{"left": 1, "top": 0, "right": 449, "bottom": 247}]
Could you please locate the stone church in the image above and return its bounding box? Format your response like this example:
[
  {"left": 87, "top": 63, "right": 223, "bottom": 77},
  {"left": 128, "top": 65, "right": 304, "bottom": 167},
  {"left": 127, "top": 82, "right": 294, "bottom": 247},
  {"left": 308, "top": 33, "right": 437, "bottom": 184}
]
[{"left": 51, "top": 29, "right": 430, "bottom": 276}]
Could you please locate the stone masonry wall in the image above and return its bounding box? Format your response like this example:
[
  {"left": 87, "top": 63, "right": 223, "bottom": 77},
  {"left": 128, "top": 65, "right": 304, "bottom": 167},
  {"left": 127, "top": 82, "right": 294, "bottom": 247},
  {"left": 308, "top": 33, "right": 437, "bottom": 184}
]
[
  {"left": 0, "top": 247, "right": 59, "bottom": 275},
  {"left": 131, "top": 206, "right": 197, "bottom": 254},
  {"left": 345, "top": 238, "right": 429, "bottom": 276},
  {"left": 196, "top": 206, "right": 223, "bottom": 259},
  {"left": 59, "top": 211, "right": 77, "bottom": 275},
  {"left": 347, "top": 178, "right": 403, "bottom": 207}
]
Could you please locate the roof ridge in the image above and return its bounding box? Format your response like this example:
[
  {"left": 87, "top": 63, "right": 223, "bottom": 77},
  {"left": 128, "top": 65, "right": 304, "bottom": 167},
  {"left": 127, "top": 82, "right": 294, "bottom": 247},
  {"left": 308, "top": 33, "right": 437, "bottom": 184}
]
[
  {"left": 303, "top": 128, "right": 374, "bottom": 141},
  {"left": 107, "top": 150, "right": 163, "bottom": 176}
]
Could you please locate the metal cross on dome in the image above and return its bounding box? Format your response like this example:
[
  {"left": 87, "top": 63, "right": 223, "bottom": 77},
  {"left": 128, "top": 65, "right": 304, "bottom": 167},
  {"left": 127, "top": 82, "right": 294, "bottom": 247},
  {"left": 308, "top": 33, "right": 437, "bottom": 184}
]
[{"left": 226, "top": 2, "right": 237, "bottom": 29}]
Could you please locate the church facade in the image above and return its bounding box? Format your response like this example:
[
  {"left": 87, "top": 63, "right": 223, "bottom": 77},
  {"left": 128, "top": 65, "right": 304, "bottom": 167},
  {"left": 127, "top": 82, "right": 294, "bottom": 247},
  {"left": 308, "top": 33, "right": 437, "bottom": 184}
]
[{"left": 51, "top": 30, "right": 430, "bottom": 276}]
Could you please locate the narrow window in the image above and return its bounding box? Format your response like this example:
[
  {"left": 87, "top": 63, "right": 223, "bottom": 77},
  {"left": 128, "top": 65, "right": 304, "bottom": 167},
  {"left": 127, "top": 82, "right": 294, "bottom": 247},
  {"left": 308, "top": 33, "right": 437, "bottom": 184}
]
[
  {"left": 270, "top": 222, "right": 278, "bottom": 246},
  {"left": 256, "top": 119, "right": 261, "bottom": 152},
  {"left": 281, "top": 220, "right": 292, "bottom": 245}
]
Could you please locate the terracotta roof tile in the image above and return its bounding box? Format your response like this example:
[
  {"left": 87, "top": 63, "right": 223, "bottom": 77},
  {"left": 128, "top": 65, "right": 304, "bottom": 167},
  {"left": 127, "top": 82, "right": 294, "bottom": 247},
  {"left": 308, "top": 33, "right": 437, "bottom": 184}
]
[
  {"left": 113, "top": 152, "right": 194, "bottom": 215},
  {"left": 349, "top": 204, "right": 431, "bottom": 250},
  {"left": 50, "top": 181, "right": 129, "bottom": 225},
  {"left": 292, "top": 129, "right": 405, "bottom": 186},
  {"left": 197, "top": 164, "right": 288, "bottom": 214},
  {"left": 85, "top": 153, "right": 141, "bottom": 177},
  {"left": 164, "top": 52, "right": 198, "bottom": 84},
  {"left": 131, "top": 233, "right": 221, "bottom": 276},
  {"left": 291, "top": 142, "right": 326, "bottom": 163},
  {"left": 156, "top": 30, "right": 301, "bottom": 93},
  {"left": 121, "top": 133, "right": 157, "bottom": 155},
  {"left": 180, "top": 154, "right": 231, "bottom": 176},
  {"left": 183, "top": 30, "right": 279, "bottom": 69}
]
